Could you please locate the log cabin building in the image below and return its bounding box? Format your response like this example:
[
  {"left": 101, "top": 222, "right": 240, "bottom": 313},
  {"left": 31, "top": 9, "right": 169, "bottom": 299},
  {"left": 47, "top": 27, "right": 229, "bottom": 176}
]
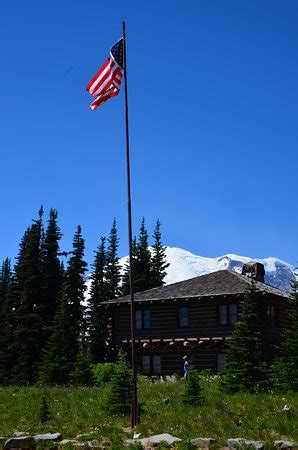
[{"left": 103, "top": 263, "right": 290, "bottom": 376}]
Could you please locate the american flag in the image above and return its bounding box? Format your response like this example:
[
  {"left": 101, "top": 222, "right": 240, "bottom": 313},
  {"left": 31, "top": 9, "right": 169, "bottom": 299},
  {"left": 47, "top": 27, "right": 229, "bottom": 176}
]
[{"left": 86, "top": 38, "right": 123, "bottom": 110}]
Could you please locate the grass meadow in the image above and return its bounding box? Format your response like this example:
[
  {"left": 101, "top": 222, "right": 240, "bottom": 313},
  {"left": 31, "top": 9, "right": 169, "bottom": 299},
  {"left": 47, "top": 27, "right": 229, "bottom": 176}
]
[{"left": 0, "top": 376, "right": 297, "bottom": 448}]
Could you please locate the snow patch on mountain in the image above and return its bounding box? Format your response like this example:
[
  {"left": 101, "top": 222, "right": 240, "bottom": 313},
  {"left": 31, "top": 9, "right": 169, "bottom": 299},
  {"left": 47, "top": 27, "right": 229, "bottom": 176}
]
[
  {"left": 157, "top": 247, "right": 295, "bottom": 292},
  {"left": 86, "top": 247, "right": 295, "bottom": 297}
]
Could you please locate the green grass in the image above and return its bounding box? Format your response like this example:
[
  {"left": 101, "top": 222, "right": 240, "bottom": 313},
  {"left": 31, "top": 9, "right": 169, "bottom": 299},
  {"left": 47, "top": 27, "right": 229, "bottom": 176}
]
[{"left": 0, "top": 376, "right": 297, "bottom": 449}]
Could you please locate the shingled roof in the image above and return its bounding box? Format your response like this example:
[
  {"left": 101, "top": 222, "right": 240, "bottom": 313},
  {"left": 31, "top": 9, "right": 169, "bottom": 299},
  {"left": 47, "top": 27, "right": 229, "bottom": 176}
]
[{"left": 105, "top": 269, "right": 290, "bottom": 304}]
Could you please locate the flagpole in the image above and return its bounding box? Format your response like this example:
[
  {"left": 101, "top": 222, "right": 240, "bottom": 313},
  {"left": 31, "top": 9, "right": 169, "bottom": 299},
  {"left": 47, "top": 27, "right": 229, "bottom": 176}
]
[{"left": 122, "top": 20, "right": 138, "bottom": 429}]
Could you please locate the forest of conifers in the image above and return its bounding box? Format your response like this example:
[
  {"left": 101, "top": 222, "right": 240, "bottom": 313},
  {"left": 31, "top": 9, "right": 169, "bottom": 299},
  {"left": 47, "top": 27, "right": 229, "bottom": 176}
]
[{"left": 0, "top": 208, "right": 169, "bottom": 385}]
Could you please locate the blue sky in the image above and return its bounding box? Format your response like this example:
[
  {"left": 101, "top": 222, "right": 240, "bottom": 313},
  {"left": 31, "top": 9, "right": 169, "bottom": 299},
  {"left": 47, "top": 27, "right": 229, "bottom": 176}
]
[{"left": 1, "top": 0, "right": 297, "bottom": 267}]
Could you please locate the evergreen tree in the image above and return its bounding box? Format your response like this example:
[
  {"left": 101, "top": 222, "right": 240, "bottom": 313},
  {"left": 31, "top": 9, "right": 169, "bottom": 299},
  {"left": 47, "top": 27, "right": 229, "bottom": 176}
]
[
  {"left": 151, "top": 219, "right": 169, "bottom": 288},
  {"left": 0, "top": 258, "right": 12, "bottom": 384},
  {"left": 222, "top": 283, "right": 269, "bottom": 393},
  {"left": 13, "top": 210, "right": 44, "bottom": 384},
  {"left": 39, "top": 396, "right": 51, "bottom": 423},
  {"left": 183, "top": 370, "right": 203, "bottom": 405},
  {"left": 121, "top": 237, "right": 137, "bottom": 296},
  {"left": 4, "top": 230, "right": 30, "bottom": 384},
  {"left": 122, "top": 219, "right": 153, "bottom": 295},
  {"left": 69, "top": 335, "right": 94, "bottom": 386},
  {"left": 105, "top": 219, "right": 121, "bottom": 299},
  {"left": 65, "top": 225, "right": 88, "bottom": 365},
  {"left": 40, "top": 209, "right": 63, "bottom": 349},
  {"left": 273, "top": 282, "right": 298, "bottom": 391},
  {"left": 106, "top": 357, "right": 132, "bottom": 415},
  {"left": 0, "top": 258, "right": 11, "bottom": 301},
  {"left": 88, "top": 237, "right": 108, "bottom": 362},
  {"left": 134, "top": 217, "right": 152, "bottom": 292},
  {"left": 39, "top": 288, "right": 74, "bottom": 384}
]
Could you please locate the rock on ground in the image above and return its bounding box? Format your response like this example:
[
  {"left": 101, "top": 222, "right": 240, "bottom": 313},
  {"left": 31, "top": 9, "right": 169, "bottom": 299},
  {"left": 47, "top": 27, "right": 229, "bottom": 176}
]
[
  {"left": 125, "top": 433, "right": 181, "bottom": 448},
  {"left": 190, "top": 437, "right": 215, "bottom": 448},
  {"left": 274, "top": 441, "right": 298, "bottom": 449},
  {"left": 228, "top": 438, "right": 264, "bottom": 449},
  {"left": 34, "top": 433, "right": 62, "bottom": 442},
  {"left": 5, "top": 436, "right": 35, "bottom": 449},
  {"left": 12, "top": 432, "right": 30, "bottom": 438}
]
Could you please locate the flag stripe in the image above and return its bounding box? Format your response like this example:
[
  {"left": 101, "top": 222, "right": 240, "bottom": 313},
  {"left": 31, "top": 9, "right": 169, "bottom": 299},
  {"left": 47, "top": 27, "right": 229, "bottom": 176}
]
[
  {"left": 91, "top": 62, "right": 119, "bottom": 97},
  {"left": 88, "top": 64, "right": 111, "bottom": 95},
  {"left": 86, "top": 59, "right": 110, "bottom": 93},
  {"left": 90, "top": 88, "right": 119, "bottom": 110},
  {"left": 90, "top": 60, "right": 116, "bottom": 95},
  {"left": 86, "top": 38, "right": 124, "bottom": 110}
]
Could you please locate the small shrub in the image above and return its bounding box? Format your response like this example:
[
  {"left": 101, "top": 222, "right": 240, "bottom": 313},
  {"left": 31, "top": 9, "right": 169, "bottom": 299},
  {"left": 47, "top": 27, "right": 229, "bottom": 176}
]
[
  {"left": 39, "top": 395, "right": 51, "bottom": 423},
  {"left": 92, "top": 362, "right": 117, "bottom": 386},
  {"left": 106, "top": 360, "right": 132, "bottom": 415},
  {"left": 183, "top": 369, "right": 203, "bottom": 405},
  {"left": 69, "top": 343, "right": 94, "bottom": 386}
]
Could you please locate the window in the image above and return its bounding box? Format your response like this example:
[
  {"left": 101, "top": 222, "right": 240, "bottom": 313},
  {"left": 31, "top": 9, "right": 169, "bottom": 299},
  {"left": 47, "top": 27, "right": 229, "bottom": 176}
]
[
  {"left": 230, "top": 304, "right": 237, "bottom": 325},
  {"left": 217, "top": 354, "right": 226, "bottom": 373},
  {"left": 144, "top": 310, "right": 151, "bottom": 329},
  {"left": 179, "top": 307, "right": 189, "bottom": 327},
  {"left": 142, "top": 355, "right": 150, "bottom": 374},
  {"left": 219, "top": 304, "right": 238, "bottom": 325},
  {"left": 266, "top": 305, "right": 278, "bottom": 327},
  {"left": 136, "top": 311, "right": 142, "bottom": 329},
  {"left": 136, "top": 310, "right": 151, "bottom": 329},
  {"left": 219, "top": 305, "right": 228, "bottom": 325},
  {"left": 142, "top": 355, "right": 162, "bottom": 375},
  {"left": 153, "top": 355, "right": 161, "bottom": 374}
]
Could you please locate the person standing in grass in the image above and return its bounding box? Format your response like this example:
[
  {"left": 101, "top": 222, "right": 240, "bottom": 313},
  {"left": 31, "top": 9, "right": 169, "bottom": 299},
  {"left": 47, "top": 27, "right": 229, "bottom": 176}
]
[{"left": 183, "top": 356, "right": 189, "bottom": 379}]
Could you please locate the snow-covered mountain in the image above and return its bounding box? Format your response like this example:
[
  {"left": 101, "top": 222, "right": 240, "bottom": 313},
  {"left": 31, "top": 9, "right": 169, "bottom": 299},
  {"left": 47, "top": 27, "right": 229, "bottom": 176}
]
[{"left": 119, "top": 247, "right": 296, "bottom": 292}]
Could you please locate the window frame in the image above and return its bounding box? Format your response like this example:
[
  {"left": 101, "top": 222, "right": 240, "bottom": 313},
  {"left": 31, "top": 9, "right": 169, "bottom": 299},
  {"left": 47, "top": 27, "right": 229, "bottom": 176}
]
[
  {"left": 179, "top": 307, "right": 189, "bottom": 328},
  {"left": 141, "top": 355, "right": 151, "bottom": 374},
  {"left": 219, "top": 304, "right": 228, "bottom": 325},
  {"left": 141, "top": 355, "right": 162, "bottom": 375},
  {"left": 136, "top": 310, "right": 142, "bottom": 330},
  {"left": 143, "top": 310, "right": 151, "bottom": 329},
  {"left": 229, "top": 303, "right": 238, "bottom": 325},
  {"left": 135, "top": 309, "right": 151, "bottom": 330},
  {"left": 152, "top": 355, "right": 161, "bottom": 374},
  {"left": 218, "top": 303, "right": 238, "bottom": 326}
]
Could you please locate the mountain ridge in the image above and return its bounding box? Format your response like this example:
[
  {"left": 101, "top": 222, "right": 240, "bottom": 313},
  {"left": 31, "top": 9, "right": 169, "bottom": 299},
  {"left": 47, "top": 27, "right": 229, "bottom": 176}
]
[{"left": 119, "top": 246, "right": 296, "bottom": 293}]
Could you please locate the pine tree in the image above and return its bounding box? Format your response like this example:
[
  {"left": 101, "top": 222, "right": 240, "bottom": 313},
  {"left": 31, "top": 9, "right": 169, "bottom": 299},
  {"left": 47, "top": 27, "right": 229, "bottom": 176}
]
[
  {"left": 39, "top": 287, "right": 74, "bottom": 384},
  {"left": 40, "top": 209, "right": 63, "bottom": 349},
  {"left": 273, "top": 281, "right": 298, "bottom": 391},
  {"left": 121, "top": 237, "right": 137, "bottom": 296},
  {"left": 0, "top": 258, "right": 11, "bottom": 301},
  {"left": 183, "top": 370, "right": 203, "bottom": 405},
  {"left": 88, "top": 237, "right": 108, "bottom": 362},
  {"left": 0, "top": 258, "right": 12, "bottom": 384},
  {"left": 65, "top": 225, "right": 88, "bottom": 366},
  {"left": 135, "top": 217, "right": 152, "bottom": 292},
  {"left": 69, "top": 335, "right": 94, "bottom": 386},
  {"left": 151, "top": 219, "right": 169, "bottom": 288},
  {"left": 5, "top": 230, "right": 30, "bottom": 384},
  {"left": 122, "top": 219, "right": 153, "bottom": 295},
  {"left": 222, "top": 283, "right": 269, "bottom": 393},
  {"left": 106, "top": 357, "right": 132, "bottom": 415},
  {"left": 105, "top": 219, "right": 121, "bottom": 299},
  {"left": 13, "top": 210, "right": 44, "bottom": 384},
  {"left": 39, "top": 396, "right": 51, "bottom": 423}
]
